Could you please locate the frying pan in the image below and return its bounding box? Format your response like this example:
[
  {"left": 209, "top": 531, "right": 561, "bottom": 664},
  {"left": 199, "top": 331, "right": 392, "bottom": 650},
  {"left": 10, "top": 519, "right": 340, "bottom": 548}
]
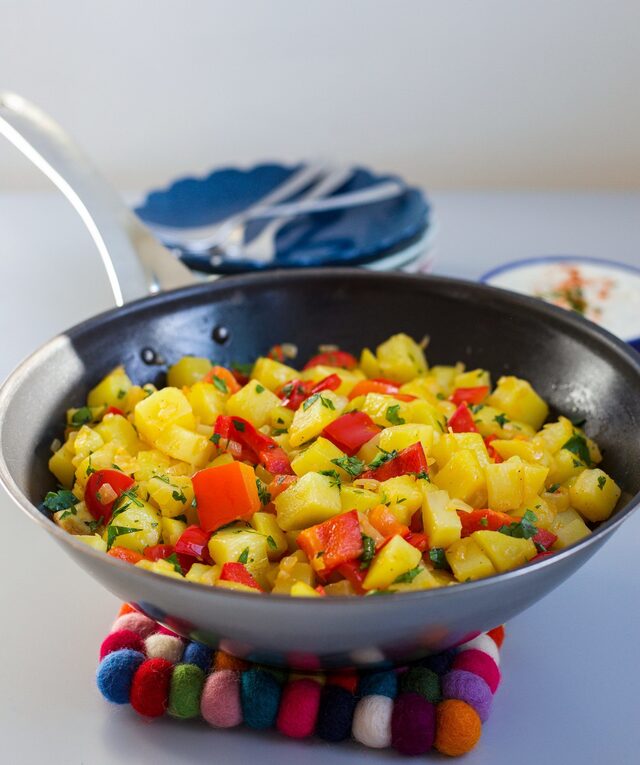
[{"left": 1, "top": 95, "right": 639, "bottom": 670}]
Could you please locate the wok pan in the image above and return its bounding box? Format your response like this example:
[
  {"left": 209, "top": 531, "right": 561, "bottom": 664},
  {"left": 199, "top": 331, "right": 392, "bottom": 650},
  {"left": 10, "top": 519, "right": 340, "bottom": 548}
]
[{"left": 1, "top": 94, "right": 639, "bottom": 670}]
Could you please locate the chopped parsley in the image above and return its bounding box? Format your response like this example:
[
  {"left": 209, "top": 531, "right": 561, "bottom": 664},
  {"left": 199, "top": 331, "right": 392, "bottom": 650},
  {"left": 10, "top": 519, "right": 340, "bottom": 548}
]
[
  {"left": 85, "top": 457, "right": 96, "bottom": 476},
  {"left": 331, "top": 455, "right": 365, "bottom": 477},
  {"left": 429, "top": 547, "right": 450, "bottom": 570},
  {"left": 237, "top": 547, "right": 250, "bottom": 564},
  {"left": 498, "top": 509, "right": 538, "bottom": 540},
  {"left": 172, "top": 489, "right": 187, "bottom": 503},
  {"left": 43, "top": 489, "right": 77, "bottom": 512},
  {"left": 320, "top": 395, "right": 335, "bottom": 410},
  {"left": 319, "top": 469, "right": 342, "bottom": 488},
  {"left": 436, "top": 392, "right": 446, "bottom": 400},
  {"left": 386, "top": 404, "right": 405, "bottom": 426},
  {"left": 255, "top": 384, "right": 265, "bottom": 394},
  {"left": 165, "top": 553, "right": 183, "bottom": 574},
  {"left": 359, "top": 534, "right": 376, "bottom": 570},
  {"left": 119, "top": 487, "right": 144, "bottom": 507},
  {"left": 547, "top": 483, "right": 561, "bottom": 494},
  {"left": 212, "top": 375, "right": 228, "bottom": 394},
  {"left": 494, "top": 413, "right": 510, "bottom": 428},
  {"left": 210, "top": 432, "right": 221, "bottom": 445},
  {"left": 368, "top": 447, "right": 398, "bottom": 470},
  {"left": 266, "top": 535, "right": 277, "bottom": 550},
  {"left": 562, "top": 433, "right": 591, "bottom": 466},
  {"left": 479, "top": 516, "right": 488, "bottom": 527},
  {"left": 86, "top": 518, "right": 102, "bottom": 532},
  {"left": 470, "top": 404, "right": 485, "bottom": 414},
  {"left": 597, "top": 475, "right": 607, "bottom": 490},
  {"left": 256, "top": 479, "right": 271, "bottom": 506},
  {"left": 232, "top": 419, "right": 245, "bottom": 432},
  {"left": 414, "top": 470, "right": 430, "bottom": 481},
  {"left": 106, "top": 525, "right": 140, "bottom": 551},
  {"left": 71, "top": 406, "right": 93, "bottom": 427},
  {"left": 117, "top": 389, "right": 126, "bottom": 399},
  {"left": 272, "top": 428, "right": 288, "bottom": 436},
  {"left": 393, "top": 565, "right": 422, "bottom": 584},
  {"left": 231, "top": 361, "right": 253, "bottom": 376},
  {"left": 303, "top": 393, "right": 320, "bottom": 410}
]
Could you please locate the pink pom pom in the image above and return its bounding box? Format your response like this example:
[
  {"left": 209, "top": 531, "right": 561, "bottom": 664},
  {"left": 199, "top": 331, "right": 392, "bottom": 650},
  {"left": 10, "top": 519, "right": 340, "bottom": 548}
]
[
  {"left": 111, "top": 612, "right": 157, "bottom": 638},
  {"left": 453, "top": 649, "right": 501, "bottom": 693},
  {"left": 276, "top": 679, "right": 322, "bottom": 739},
  {"left": 200, "top": 670, "right": 242, "bottom": 728},
  {"left": 99, "top": 629, "right": 145, "bottom": 660}
]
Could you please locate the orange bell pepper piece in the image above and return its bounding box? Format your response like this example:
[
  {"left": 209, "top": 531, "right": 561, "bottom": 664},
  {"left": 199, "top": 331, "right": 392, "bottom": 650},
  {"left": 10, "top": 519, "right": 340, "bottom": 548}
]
[
  {"left": 368, "top": 504, "right": 410, "bottom": 538},
  {"left": 296, "top": 510, "right": 363, "bottom": 574},
  {"left": 202, "top": 365, "right": 241, "bottom": 394},
  {"left": 193, "top": 461, "right": 261, "bottom": 533}
]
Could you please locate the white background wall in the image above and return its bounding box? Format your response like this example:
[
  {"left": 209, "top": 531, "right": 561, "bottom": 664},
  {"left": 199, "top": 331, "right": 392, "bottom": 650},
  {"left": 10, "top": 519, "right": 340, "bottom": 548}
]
[{"left": 1, "top": 0, "right": 639, "bottom": 191}]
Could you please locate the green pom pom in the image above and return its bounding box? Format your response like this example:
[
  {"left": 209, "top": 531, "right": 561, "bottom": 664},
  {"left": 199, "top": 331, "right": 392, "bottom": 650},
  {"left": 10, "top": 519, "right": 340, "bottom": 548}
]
[
  {"left": 400, "top": 666, "right": 441, "bottom": 703},
  {"left": 168, "top": 663, "right": 205, "bottom": 719}
]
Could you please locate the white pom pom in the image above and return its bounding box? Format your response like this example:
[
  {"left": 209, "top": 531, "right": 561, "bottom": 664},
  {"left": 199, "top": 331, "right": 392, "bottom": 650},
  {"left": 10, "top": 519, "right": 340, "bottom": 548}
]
[
  {"left": 144, "top": 634, "right": 184, "bottom": 663},
  {"left": 458, "top": 633, "right": 500, "bottom": 666},
  {"left": 352, "top": 694, "right": 393, "bottom": 749}
]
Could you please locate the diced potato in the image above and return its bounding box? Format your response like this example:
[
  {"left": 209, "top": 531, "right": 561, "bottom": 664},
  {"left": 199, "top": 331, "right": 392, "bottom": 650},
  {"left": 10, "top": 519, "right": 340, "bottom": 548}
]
[
  {"left": 398, "top": 377, "right": 441, "bottom": 405},
  {"left": 94, "top": 414, "right": 140, "bottom": 454},
  {"left": 53, "top": 500, "right": 95, "bottom": 535},
  {"left": 275, "top": 472, "right": 341, "bottom": 531},
  {"left": 74, "top": 442, "right": 121, "bottom": 488},
  {"left": 251, "top": 357, "right": 298, "bottom": 392},
  {"left": 324, "top": 580, "right": 356, "bottom": 596},
  {"left": 87, "top": 366, "right": 133, "bottom": 408},
  {"left": 360, "top": 348, "right": 381, "bottom": 378},
  {"left": 403, "top": 399, "right": 446, "bottom": 431},
  {"left": 71, "top": 426, "right": 104, "bottom": 463},
  {"left": 471, "top": 404, "right": 535, "bottom": 440},
  {"left": 147, "top": 474, "right": 194, "bottom": 517},
  {"left": 161, "top": 517, "right": 187, "bottom": 546},
  {"left": 271, "top": 551, "right": 315, "bottom": 594},
  {"left": 432, "top": 450, "right": 487, "bottom": 508},
  {"left": 420, "top": 487, "right": 462, "bottom": 548},
  {"left": 122, "top": 385, "right": 155, "bottom": 413},
  {"left": 76, "top": 533, "right": 108, "bottom": 552},
  {"left": 208, "top": 452, "right": 235, "bottom": 468},
  {"left": 446, "top": 537, "right": 496, "bottom": 582},
  {"left": 490, "top": 438, "right": 552, "bottom": 467},
  {"left": 134, "top": 388, "right": 196, "bottom": 444},
  {"left": 134, "top": 449, "right": 172, "bottom": 482},
  {"left": 208, "top": 527, "right": 270, "bottom": 588},
  {"left": 551, "top": 509, "right": 591, "bottom": 549},
  {"left": 487, "top": 376, "right": 549, "bottom": 430},
  {"left": 388, "top": 565, "right": 442, "bottom": 592},
  {"left": 250, "top": 511, "right": 288, "bottom": 560},
  {"left": 379, "top": 423, "right": 435, "bottom": 457},
  {"left": 186, "top": 562, "right": 220, "bottom": 585},
  {"left": 569, "top": 468, "right": 621, "bottom": 522},
  {"left": 269, "top": 406, "right": 294, "bottom": 431},
  {"left": 546, "top": 449, "right": 588, "bottom": 486},
  {"left": 522, "top": 463, "right": 550, "bottom": 497},
  {"left": 167, "top": 356, "right": 212, "bottom": 388},
  {"left": 514, "top": 495, "right": 556, "bottom": 530},
  {"left": 187, "top": 382, "right": 226, "bottom": 426},
  {"left": 135, "top": 558, "right": 184, "bottom": 580},
  {"left": 49, "top": 444, "right": 76, "bottom": 487},
  {"left": 291, "top": 437, "right": 350, "bottom": 481},
  {"left": 356, "top": 434, "right": 382, "bottom": 465},
  {"left": 105, "top": 499, "right": 161, "bottom": 553},
  {"left": 299, "top": 365, "right": 365, "bottom": 397},
  {"left": 453, "top": 368, "right": 491, "bottom": 389},
  {"left": 431, "top": 432, "right": 490, "bottom": 470},
  {"left": 534, "top": 417, "right": 574, "bottom": 454},
  {"left": 363, "top": 535, "right": 422, "bottom": 590},
  {"left": 543, "top": 485, "right": 571, "bottom": 514},
  {"left": 340, "top": 486, "right": 380, "bottom": 513},
  {"left": 288, "top": 390, "right": 347, "bottom": 447},
  {"left": 376, "top": 333, "right": 428, "bottom": 383},
  {"left": 359, "top": 393, "right": 444, "bottom": 431},
  {"left": 290, "top": 581, "right": 321, "bottom": 597},
  {"left": 226, "top": 379, "right": 281, "bottom": 428},
  {"left": 380, "top": 475, "right": 423, "bottom": 525},
  {"left": 484, "top": 457, "right": 525, "bottom": 512},
  {"left": 154, "top": 424, "right": 214, "bottom": 467},
  {"left": 472, "top": 530, "right": 536, "bottom": 572},
  {"left": 429, "top": 364, "right": 465, "bottom": 395}
]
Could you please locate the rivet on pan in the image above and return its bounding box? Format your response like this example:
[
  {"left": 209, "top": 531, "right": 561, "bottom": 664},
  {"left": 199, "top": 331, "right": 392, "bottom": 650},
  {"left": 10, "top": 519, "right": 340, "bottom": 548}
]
[
  {"left": 140, "top": 347, "right": 157, "bottom": 364},
  {"left": 212, "top": 325, "right": 230, "bottom": 344}
]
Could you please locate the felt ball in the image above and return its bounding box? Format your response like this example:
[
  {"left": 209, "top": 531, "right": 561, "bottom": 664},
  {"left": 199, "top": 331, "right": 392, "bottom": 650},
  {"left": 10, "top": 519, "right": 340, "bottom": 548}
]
[
  {"left": 130, "top": 657, "right": 173, "bottom": 717},
  {"left": 111, "top": 612, "right": 157, "bottom": 639},
  {"left": 316, "top": 684, "right": 357, "bottom": 742},
  {"left": 391, "top": 691, "right": 436, "bottom": 756},
  {"left": 453, "top": 650, "right": 501, "bottom": 694},
  {"left": 487, "top": 625, "right": 505, "bottom": 648},
  {"left": 118, "top": 603, "right": 136, "bottom": 617},
  {"left": 458, "top": 633, "right": 501, "bottom": 666},
  {"left": 214, "top": 651, "right": 248, "bottom": 672},
  {"left": 144, "top": 634, "right": 184, "bottom": 664},
  {"left": 327, "top": 671, "right": 358, "bottom": 694},
  {"left": 168, "top": 663, "right": 205, "bottom": 720},
  {"left": 201, "top": 670, "right": 242, "bottom": 727},
  {"left": 182, "top": 641, "right": 214, "bottom": 672},
  {"left": 96, "top": 649, "right": 145, "bottom": 704},
  {"left": 352, "top": 694, "right": 394, "bottom": 749},
  {"left": 419, "top": 648, "right": 457, "bottom": 675},
  {"left": 434, "top": 699, "right": 482, "bottom": 756},
  {"left": 241, "top": 668, "right": 282, "bottom": 730},
  {"left": 99, "top": 629, "right": 145, "bottom": 660},
  {"left": 441, "top": 670, "right": 492, "bottom": 722},
  {"left": 357, "top": 670, "right": 398, "bottom": 699},
  {"left": 276, "top": 678, "right": 322, "bottom": 739},
  {"left": 400, "top": 666, "right": 441, "bottom": 703}
]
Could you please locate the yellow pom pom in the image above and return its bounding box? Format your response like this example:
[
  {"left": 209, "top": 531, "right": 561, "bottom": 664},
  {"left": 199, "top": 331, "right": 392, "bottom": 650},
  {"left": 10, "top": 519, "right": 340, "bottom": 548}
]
[{"left": 434, "top": 699, "right": 482, "bottom": 756}]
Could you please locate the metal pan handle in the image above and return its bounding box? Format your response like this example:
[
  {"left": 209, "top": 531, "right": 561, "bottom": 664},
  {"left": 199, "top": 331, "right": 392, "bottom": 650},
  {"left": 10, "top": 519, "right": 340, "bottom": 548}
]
[{"left": 0, "top": 92, "right": 195, "bottom": 305}]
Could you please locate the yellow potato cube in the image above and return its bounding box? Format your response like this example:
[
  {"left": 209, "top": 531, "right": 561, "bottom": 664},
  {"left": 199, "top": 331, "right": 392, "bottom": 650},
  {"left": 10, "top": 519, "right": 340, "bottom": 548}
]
[
  {"left": 431, "top": 432, "right": 490, "bottom": 470},
  {"left": 76, "top": 533, "right": 108, "bottom": 553},
  {"left": 87, "top": 366, "right": 133, "bottom": 408},
  {"left": 398, "top": 377, "right": 441, "bottom": 405},
  {"left": 380, "top": 475, "right": 423, "bottom": 525},
  {"left": 430, "top": 365, "right": 465, "bottom": 395},
  {"left": 135, "top": 558, "right": 184, "bottom": 580},
  {"left": 379, "top": 423, "right": 435, "bottom": 456},
  {"left": 53, "top": 500, "right": 95, "bottom": 535},
  {"left": 187, "top": 382, "right": 226, "bottom": 426},
  {"left": 291, "top": 437, "right": 350, "bottom": 481},
  {"left": 534, "top": 417, "right": 574, "bottom": 454},
  {"left": 251, "top": 357, "right": 298, "bottom": 392},
  {"left": 300, "top": 365, "right": 365, "bottom": 396},
  {"left": 49, "top": 444, "right": 77, "bottom": 487},
  {"left": 356, "top": 434, "right": 382, "bottom": 465},
  {"left": 432, "top": 450, "right": 487, "bottom": 508},
  {"left": 167, "top": 356, "right": 212, "bottom": 388},
  {"left": 472, "top": 530, "right": 536, "bottom": 572},
  {"left": 208, "top": 527, "right": 270, "bottom": 588},
  {"left": 453, "top": 368, "right": 491, "bottom": 389},
  {"left": 484, "top": 457, "right": 525, "bottom": 512},
  {"left": 543, "top": 485, "right": 571, "bottom": 514},
  {"left": 471, "top": 404, "right": 535, "bottom": 440},
  {"left": 340, "top": 486, "right": 380, "bottom": 513},
  {"left": 359, "top": 393, "right": 444, "bottom": 431},
  {"left": 487, "top": 376, "right": 549, "bottom": 430},
  {"left": 185, "top": 562, "right": 220, "bottom": 584},
  {"left": 363, "top": 535, "right": 422, "bottom": 590},
  {"left": 290, "top": 581, "right": 321, "bottom": 597},
  {"left": 514, "top": 496, "right": 556, "bottom": 530},
  {"left": 288, "top": 390, "right": 347, "bottom": 447},
  {"left": 271, "top": 551, "right": 316, "bottom": 593},
  {"left": 105, "top": 499, "right": 161, "bottom": 553},
  {"left": 376, "top": 333, "right": 428, "bottom": 383},
  {"left": 420, "top": 487, "right": 462, "bottom": 548},
  {"left": 72, "top": 426, "right": 104, "bottom": 463},
  {"left": 226, "top": 379, "right": 281, "bottom": 428},
  {"left": 269, "top": 406, "right": 294, "bottom": 431},
  {"left": 154, "top": 424, "right": 214, "bottom": 468},
  {"left": 569, "top": 468, "right": 621, "bottom": 522},
  {"left": 161, "top": 517, "right": 187, "bottom": 546},
  {"left": 389, "top": 565, "right": 442, "bottom": 592},
  {"left": 94, "top": 414, "right": 140, "bottom": 454},
  {"left": 134, "top": 449, "right": 172, "bottom": 482},
  {"left": 134, "top": 388, "right": 196, "bottom": 444},
  {"left": 360, "top": 348, "right": 381, "bottom": 378},
  {"left": 490, "top": 439, "right": 552, "bottom": 467},
  {"left": 521, "top": 463, "right": 550, "bottom": 498},
  {"left": 147, "top": 474, "right": 194, "bottom": 517},
  {"left": 551, "top": 509, "right": 591, "bottom": 549},
  {"left": 446, "top": 537, "right": 496, "bottom": 582},
  {"left": 74, "top": 442, "right": 121, "bottom": 488},
  {"left": 275, "top": 472, "right": 341, "bottom": 531},
  {"left": 250, "top": 511, "right": 288, "bottom": 560},
  {"left": 546, "top": 449, "right": 587, "bottom": 486}
]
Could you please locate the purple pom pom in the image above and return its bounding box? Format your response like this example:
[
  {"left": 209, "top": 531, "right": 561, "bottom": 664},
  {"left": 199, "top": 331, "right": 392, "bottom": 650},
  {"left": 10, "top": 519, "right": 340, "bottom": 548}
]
[{"left": 442, "top": 669, "right": 493, "bottom": 721}]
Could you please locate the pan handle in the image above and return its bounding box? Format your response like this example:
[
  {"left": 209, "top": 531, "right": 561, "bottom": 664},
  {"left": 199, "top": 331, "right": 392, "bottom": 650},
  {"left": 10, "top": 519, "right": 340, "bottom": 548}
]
[{"left": 0, "top": 92, "right": 196, "bottom": 306}]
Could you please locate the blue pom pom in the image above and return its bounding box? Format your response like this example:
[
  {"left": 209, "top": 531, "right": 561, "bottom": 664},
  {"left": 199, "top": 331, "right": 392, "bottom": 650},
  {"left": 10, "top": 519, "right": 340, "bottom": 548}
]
[
  {"left": 419, "top": 648, "right": 457, "bottom": 675},
  {"left": 316, "top": 685, "right": 357, "bottom": 742},
  {"left": 241, "top": 668, "right": 282, "bottom": 729},
  {"left": 357, "top": 670, "right": 398, "bottom": 698},
  {"left": 96, "top": 649, "right": 145, "bottom": 704},
  {"left": 182, "top": 641, "right": 214, "bottom": 672}
]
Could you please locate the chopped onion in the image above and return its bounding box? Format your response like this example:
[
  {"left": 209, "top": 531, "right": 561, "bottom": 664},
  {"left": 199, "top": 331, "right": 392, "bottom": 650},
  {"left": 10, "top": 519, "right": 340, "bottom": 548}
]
[
  {"left": 96, "top": 483, "right": 118, "bottom": 505},
  {"left": 354, "top": 478, "right": 380, "bottom": 492},
  {"left": 50, "top": 438, "right": 62, "bottom": 453},
  {"left": 318, "top": 343, "right": 339, "bottom": 353},
  {"left": 226, "top": 439, "right": 243, "bottom": 459},
  {"left": 448, "top": 498, "right": 473, "bottom": 514},
  {"left": 280, "top": 343, "right": 298, "bottom": 359}
]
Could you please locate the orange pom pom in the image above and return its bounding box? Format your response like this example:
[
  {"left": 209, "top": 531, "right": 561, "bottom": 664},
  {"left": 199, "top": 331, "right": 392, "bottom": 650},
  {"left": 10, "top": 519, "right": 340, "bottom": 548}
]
[
  {"left": 487, "top": 625, "right": 505, "bottom": 648},
  {"left": 434, "top": 699, "right": 482, "bottom": 756},
  {"left": 214, "top": 651, "right": 248, "bottom": 672},
  {"left": 118, "top": 603, "right": 136, "bottom": 617}
]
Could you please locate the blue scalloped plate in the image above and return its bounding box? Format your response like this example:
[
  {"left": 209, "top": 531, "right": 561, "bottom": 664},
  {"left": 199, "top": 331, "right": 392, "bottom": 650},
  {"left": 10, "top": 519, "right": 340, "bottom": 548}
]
[{"left": 135, "top": 163, "right": 430, "bottom": 273}]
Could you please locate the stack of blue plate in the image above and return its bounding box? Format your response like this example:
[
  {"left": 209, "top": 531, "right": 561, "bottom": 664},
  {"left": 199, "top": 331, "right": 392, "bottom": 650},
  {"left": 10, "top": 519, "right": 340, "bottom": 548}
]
[{"left": 136, "top": 163, "right": 432, "bottom": 274}]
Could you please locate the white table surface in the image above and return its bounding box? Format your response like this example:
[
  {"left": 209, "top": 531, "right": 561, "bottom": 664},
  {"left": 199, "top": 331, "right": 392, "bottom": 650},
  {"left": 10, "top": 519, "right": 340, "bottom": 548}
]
[{"left": 0, "top": 191, "right": 639, "bottom": 764}]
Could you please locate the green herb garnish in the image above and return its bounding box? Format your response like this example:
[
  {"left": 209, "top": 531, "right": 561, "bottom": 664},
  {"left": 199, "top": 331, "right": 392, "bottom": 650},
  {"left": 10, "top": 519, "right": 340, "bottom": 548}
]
[
  {"left": 368, "top": 448, "right": 398, "bottom": 470},
  {"left": 266, "top": 535, "right": 277, "bottom": 550},
  {"left": 232, "top": 419, "right": 246, "bottom": 432},
  {"left": 256, "top": 479, "right": 271, "bottom": 506},
  {"left": 319, "top": 469, "right": 342, "bottom": 488},
  {"left": 494, "top": 413, "right": 510, "bottom": 428},
  {"left": 303, "top": 393, "right": 320, "bottom": 410},
  {"left": 106, "top": 525, "right": 140, "bottom": 551},
  {"left": 547, "top": 483, "right": 560, "bottom": 494},
  {"left": 210, "top": 433, "right": 221, "bottom": 445},
  {"left": 331, "top": 455, "right": 365, "bottom": 477},
  {"left": 393, "top": 565, "right": 422, "bottom": 584},
  {"left": 255, "top": 384, "right": 265, "bottom": 394},
  {"left": 43, "top": 489, "right": 77, "bottom": 512},
  {"left": 165, "top": 553, "right": 184, "bottom": 574},
  {"left": 359, "top": 535, "right": 376, "bottom": 570},
  {"left": 429, "top": 548, "right": 450, "bottom": 570},
  {"left": 71, "top": 406, "right": 93, "bottom": 427},
  {"left": 172, "top": 489, "right": 187, "bottom": 503},
  {"left": 562, "top": 433, "right": 591, "bottom": 466},
  {"left": 231, "top": 361, "right": 253, "bottom": 376},
  {"left": 597, "top": 475, "right": 607, "bottom": 490},
  {"left": 212, "top": 375, "right": 229, "bottom": 394},
  {"left": 386, "top": 404, "right": 405, "bottom": 426},
  {"left": 320, "top": 395, "right": 335, "bottom": 410},
  {"left": 237, "top": 547, "right": 250, "bottom": 564},
  {"left": 498, "top": 509, "right": 538, "bottom": 540}
]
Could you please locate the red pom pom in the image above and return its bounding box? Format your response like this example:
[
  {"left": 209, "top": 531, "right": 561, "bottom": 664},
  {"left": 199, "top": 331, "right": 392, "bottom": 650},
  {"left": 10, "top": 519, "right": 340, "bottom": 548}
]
[
  {"left": 99, "top": 629, "right": 145, "bottom": 660},
  {"left": 453, "top": 650, "right": 501, "bottom": 694},
  {"left": 130, "top": 658, "right": 173, "bottom": 717},
  {"left": 276, "top": 679, "right": 322, "bottom": 738},
  {"left": 487, "top": 626, "right": 505, "bottom": 648}
]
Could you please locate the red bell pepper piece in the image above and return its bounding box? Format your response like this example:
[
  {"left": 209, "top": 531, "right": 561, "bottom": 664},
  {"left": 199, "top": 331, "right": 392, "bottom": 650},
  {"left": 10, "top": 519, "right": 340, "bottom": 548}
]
[
  {"left": 144, "top": 544, "right": 175, "bottom": 561},
  {"left": 532, "top": 528, "right": 557, "bottom": 550},
  {"left": 450, "top": 386, "right": 490, "bottom": 406},
  {"left": 278, "top": 379, "right": 312, "bottom": 410},
  {"left": 484, "top": 435, "right": 504, "bottom": 463},
  {"left": 104, "top": 406, "right": 125, "bottom": 417},
  {"left": 457, "top": 508, "right": 515, "bottom": 537},
  {"left": 404, "top": 531, "right": 429, "bottom": 552},
  {"left": 84, "top": 468, "right": 135, "bottom": 522},
  {"left": 335, "top": 560, "right": 367, "bottom": 595},
  {"left": 296, "top": 510, "right": 363, "bottom": 574},
  {"left": 410, "top": 508, "right": 423, "bottom": 533},
  {"left": 267, "top": 474, "right": 297, "bottom": 499},
  {"left": 322, "top": 411, "right": 381, "bottom": 456},
  {"left": 214, "top": 415, "right": 293, "bottom": 474},
  {"left": 304, "top": 350, "right": 358, "bottom": 370},
  {"left": 267, "top": 345, "right": 287, "bottom": 362},
  {"left": 107, "top": 546, "right": 143, "bottom": 564},
  {"left": 175, "top": 525, "right": 213, "bottom": 564},
  {"left": 348, "top": 379, "right": 400, "bottom": 400},
  {"left": 531, "top": 551, "right": 555, "bottom": 562},
  {"left": 448, "top": 402, "right": 479, "bottom": 433},
  {"left": 219, "top": 562, "right": 263, "bottom": 591},
  {"left": 314, "top": 585, "right": 327, "bottom": 596},
  {"left": 360, "top": 442, "right": 428, "bottom": 481}
]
